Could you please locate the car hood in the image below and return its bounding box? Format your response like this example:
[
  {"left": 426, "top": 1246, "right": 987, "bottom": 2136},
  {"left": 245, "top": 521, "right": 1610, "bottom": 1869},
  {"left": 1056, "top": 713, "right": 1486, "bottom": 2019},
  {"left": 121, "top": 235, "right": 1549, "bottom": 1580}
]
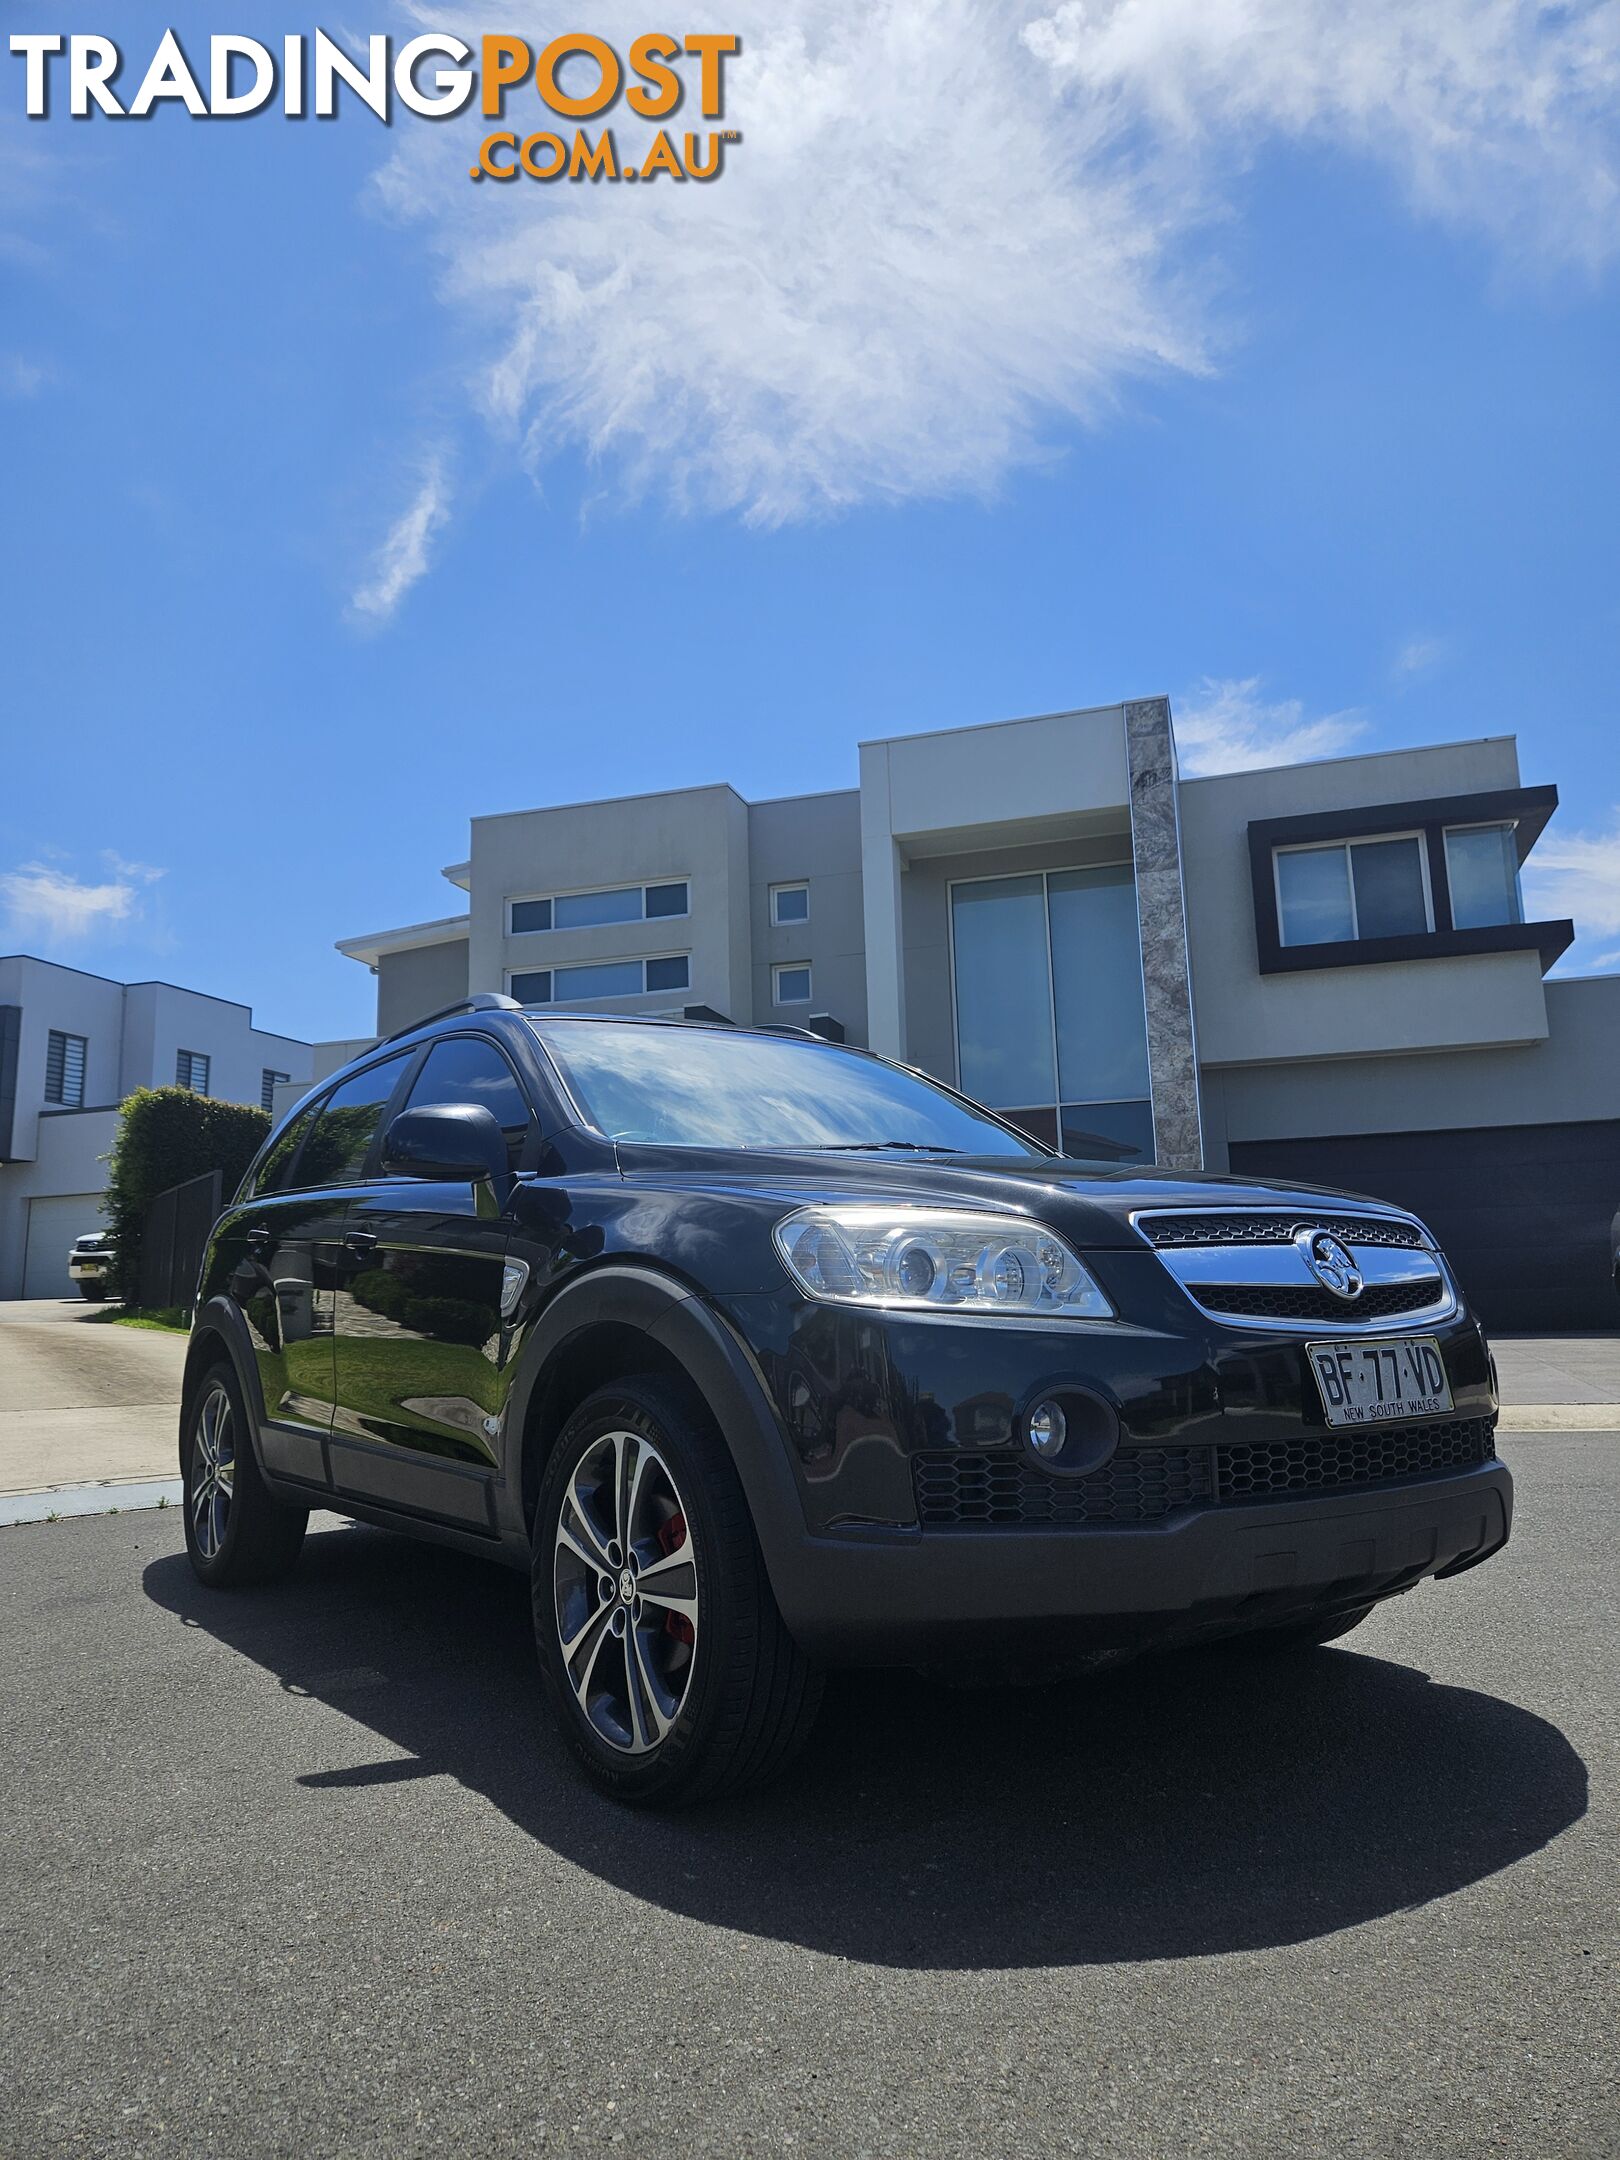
[{"left": 608, "top": 1145, "right": 1409, "bottom": 1249}]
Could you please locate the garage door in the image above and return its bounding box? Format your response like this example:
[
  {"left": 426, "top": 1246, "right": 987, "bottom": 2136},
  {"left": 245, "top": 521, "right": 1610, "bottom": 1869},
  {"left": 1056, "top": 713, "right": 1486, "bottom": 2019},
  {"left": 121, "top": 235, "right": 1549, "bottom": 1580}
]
[
  {"left": 1228, "top": 1120, "right": 1620, "bottom": 1334},
  {"left": 22, "top": 1193, "right": 109, "bottom": 1300}
]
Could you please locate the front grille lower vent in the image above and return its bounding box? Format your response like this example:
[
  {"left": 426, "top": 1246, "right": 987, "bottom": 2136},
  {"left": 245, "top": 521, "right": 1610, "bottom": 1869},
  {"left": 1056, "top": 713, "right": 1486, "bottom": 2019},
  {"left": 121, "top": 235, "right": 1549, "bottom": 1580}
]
[
  {"left": 1194, "top": 1279, "right": 1445, "bottom": 1323},
  {"left": 1140, "top": 1212, "right": 1427, "bottom": 1250},
  {"left": 912, "top": 1416, "right": 1496, "bottom": 1528},
  {"left": 1216, "top": 1416, "right": 1496, "bottom": 1500},
  {"left": 913, "top": 1448, "right": 1213, "bottom": 1527}
]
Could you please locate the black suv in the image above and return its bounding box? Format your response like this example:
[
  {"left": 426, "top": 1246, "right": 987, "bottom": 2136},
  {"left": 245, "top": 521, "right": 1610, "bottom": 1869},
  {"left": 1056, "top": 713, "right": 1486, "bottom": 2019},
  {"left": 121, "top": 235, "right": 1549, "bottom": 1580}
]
[{"left": 181, "top": 997, "right": 1511, "bottom": 1804}]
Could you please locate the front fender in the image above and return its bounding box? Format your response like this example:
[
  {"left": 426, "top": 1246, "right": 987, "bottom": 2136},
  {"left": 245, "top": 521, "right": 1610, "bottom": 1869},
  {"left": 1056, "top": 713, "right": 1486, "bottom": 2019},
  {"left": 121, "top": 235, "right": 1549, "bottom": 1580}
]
[{"left": 498, "top": 1263, "right": 811, "bottom": 1608}]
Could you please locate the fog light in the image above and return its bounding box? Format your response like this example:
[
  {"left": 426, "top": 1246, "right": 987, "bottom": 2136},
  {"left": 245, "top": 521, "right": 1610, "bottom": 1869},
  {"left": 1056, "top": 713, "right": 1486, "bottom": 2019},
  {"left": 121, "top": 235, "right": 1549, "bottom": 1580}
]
[{"left": 1028, "top": 1399, "right": 1067, "bottom": 1458}]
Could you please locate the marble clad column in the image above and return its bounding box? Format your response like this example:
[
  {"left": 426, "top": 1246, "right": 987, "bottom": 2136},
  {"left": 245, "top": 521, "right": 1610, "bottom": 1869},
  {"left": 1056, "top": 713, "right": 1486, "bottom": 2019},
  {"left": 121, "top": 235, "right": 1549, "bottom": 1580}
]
[{"left": 1125, "top": 698, "right": 1205, "bottom": 1170}]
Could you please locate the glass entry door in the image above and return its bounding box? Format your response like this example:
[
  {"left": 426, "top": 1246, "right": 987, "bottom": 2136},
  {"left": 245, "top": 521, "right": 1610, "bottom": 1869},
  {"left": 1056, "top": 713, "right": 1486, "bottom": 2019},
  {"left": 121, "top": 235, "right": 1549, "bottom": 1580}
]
[{"left": 950, "top": 864, "right": 1154, "bottom": 1161}]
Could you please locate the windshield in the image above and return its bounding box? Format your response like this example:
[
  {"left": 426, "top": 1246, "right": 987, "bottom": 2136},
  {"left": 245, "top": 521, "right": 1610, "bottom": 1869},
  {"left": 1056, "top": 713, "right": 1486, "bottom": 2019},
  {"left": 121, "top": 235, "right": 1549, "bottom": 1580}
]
[{"left": 531, "top": 1021, "right": 1046, "bottom": 1157}]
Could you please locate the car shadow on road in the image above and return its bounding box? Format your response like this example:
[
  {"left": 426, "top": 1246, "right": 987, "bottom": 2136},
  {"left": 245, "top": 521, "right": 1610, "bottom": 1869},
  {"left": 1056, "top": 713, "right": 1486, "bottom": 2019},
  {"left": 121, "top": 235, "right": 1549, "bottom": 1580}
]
[{"left": 143, "top": 1523, "right": 1586, "bottom": 1971}]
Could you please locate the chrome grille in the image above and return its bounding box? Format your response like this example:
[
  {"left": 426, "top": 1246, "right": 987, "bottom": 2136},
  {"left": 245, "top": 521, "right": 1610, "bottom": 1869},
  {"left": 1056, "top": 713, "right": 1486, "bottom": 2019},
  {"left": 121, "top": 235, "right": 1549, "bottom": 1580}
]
[
  {"left": 1195, "top": 1279, "right": 1446, "bottom": 1323},
  {"left": 1140, "top": 1211, "right": 1426, "bottom": 1250},
  {"left": 1134, "top": 1206, "right": 1455, "bottom": 1331}
]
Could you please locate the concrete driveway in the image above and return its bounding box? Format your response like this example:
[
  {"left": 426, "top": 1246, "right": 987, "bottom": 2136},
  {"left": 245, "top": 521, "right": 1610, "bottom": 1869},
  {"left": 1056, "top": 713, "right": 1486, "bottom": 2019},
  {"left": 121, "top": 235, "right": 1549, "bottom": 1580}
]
[{"left": 0, "top": 1298, "right": 185, "bottom": 1496}]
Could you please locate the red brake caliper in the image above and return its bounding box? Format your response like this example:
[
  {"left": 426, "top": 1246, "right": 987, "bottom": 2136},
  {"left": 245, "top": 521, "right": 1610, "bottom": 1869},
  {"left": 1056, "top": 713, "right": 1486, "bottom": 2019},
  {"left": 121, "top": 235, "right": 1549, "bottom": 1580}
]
[{"left": 656, "top": 1513, "right": 694, "bottom": 1643}]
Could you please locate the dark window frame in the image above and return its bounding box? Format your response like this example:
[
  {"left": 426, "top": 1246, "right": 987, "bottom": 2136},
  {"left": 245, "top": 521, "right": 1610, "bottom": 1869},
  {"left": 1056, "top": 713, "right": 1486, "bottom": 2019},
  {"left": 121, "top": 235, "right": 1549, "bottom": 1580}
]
[
  {"left": 1246, "top": 785, "right": 1572, "bottom": 976},
  {"left": 508, "top": 879, "right": 691, "bottom": 936},
  {"left": 46, "top": 1029, "right": 88, "bottom": 1108}
]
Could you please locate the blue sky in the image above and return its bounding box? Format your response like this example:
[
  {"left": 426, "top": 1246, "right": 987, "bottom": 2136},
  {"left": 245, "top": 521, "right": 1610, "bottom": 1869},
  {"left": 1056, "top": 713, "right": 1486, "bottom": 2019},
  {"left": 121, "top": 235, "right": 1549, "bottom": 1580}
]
[{"left": 4, "top": 0, "right": 1618, "bottom": 1045}]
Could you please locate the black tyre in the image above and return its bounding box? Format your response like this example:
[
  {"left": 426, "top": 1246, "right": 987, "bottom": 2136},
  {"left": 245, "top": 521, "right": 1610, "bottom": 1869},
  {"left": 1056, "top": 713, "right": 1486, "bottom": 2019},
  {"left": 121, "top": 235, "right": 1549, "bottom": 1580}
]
[
  {"left": 182, "top": 1358, "right": 308, "bottom": 1587},
  {"left": 1235, "top": 1602, "right": 1376, "bottom": 1653},
  {"left": 79, "top": 1284, "right": 107, "bottom": 1303},
  {"left": 533, "top": 1375, "right": 822, "bottom": 1806}
]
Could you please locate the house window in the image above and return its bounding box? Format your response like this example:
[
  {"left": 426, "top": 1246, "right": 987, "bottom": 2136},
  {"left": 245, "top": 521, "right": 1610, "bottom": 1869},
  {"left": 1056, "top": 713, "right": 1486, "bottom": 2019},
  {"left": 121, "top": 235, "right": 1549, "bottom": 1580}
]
[
  {"left": 508, "top": 954, "right": 690, "bottom": 1005},
  {"left": 45, "top": 1031, "right": 87, "bottom": 1108},
  {"left": 176, "top": 1049, "right": 211, "bottom": 1095},
  {"left": 1445, "top": 823, "right": 1523, "bottom": 930},
  {"left": 771, "top": 883, "right": 810, "bottom": 926},
  {"left": 1273, "top": 834, "right": 1431, "bottom": 947},
  {"left": 773, "top": 963, "right": 812, "bottom": 1005},
  {"left": 261, "top": 1068, "right": 290, "bottom": 1113},
  {"left": 508, "top": 881, "right": 689, "bottom": 934},
  {"left": 949, "top": 864, "right": 1154, "bottom": 1164}
]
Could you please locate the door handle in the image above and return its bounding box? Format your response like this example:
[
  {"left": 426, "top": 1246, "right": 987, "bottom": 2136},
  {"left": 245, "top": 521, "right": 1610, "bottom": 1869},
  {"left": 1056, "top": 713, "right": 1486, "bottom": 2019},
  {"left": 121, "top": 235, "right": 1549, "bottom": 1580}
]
[
  {"left": 343, "top": 1229, "right": 379, "bottom": 1255},
  {"left": 245, "top": 1225, "right": 272, "bottom": 1253}
]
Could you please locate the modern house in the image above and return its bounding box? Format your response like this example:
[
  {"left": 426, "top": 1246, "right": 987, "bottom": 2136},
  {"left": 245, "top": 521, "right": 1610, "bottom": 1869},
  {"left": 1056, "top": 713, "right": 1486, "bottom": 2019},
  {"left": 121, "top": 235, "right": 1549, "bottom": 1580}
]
[
  {"left": 0, "top": 957, "right": 312, "bottom": 1299},
  {"left": 334, "top": 698, "right": 1619, "bottom": 1330}
]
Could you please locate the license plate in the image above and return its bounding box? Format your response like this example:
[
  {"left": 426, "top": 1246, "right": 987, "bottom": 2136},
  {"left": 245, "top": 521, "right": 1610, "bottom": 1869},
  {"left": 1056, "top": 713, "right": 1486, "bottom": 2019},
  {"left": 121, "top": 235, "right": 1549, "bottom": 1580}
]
[{"left": 1306, "top": 1336, "right": 1454, "bottom": 1427}]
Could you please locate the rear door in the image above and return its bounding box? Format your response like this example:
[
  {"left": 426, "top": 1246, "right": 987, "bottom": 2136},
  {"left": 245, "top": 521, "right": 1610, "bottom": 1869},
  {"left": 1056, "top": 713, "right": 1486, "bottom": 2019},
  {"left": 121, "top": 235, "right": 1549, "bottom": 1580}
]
[
  {"left": 328, "top": 1032, "right": 536, "bottom": 1529},
  {"left": 223, "top": 1096, "right": 347, "bottom": 1488}
]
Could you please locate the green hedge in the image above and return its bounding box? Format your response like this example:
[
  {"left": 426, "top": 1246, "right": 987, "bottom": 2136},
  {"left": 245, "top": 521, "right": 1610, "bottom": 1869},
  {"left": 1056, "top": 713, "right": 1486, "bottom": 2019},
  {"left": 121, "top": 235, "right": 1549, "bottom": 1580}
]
[{"left": 105, "top": 1088, "right": 270, "bottom": 1301}]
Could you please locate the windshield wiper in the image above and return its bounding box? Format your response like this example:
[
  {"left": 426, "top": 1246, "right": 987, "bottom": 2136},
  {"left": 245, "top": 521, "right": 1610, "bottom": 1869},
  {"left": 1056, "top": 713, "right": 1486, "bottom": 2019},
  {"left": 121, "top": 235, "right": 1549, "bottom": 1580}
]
[{"left": 803, "top": 1141, "right": 964, "bottom": 1154}]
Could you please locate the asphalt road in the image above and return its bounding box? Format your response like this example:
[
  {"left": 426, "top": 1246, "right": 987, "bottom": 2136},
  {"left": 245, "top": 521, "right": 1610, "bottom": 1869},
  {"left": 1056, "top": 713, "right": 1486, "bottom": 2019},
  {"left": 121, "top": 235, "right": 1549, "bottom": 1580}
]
[{"left": 1, "top": 1437, "right": 1616, "bottom": 2160}]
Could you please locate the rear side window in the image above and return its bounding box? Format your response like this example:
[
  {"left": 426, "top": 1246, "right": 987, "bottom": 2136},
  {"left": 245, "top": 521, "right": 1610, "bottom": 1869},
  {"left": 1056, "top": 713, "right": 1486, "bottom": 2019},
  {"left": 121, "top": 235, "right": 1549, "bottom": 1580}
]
[
  {"left": 250, "top": 1103, "right": 318, "bottom": 1197},
  {"left": 402, "top": 1035, "right": 533, "bottom": 1171},
  {"left": 293, "top": 1055, "right": 412, "bottom": 1190}
]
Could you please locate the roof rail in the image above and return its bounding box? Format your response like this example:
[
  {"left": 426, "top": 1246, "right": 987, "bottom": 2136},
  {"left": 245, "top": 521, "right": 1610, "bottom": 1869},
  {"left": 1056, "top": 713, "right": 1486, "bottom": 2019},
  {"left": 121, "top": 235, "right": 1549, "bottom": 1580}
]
[{"left": 378, "top": 991, "right": 521, "bottom": 1046}]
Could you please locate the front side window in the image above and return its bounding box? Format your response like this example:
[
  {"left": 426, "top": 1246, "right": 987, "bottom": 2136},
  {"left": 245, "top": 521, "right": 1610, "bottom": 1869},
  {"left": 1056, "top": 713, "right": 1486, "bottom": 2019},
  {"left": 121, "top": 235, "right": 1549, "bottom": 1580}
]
[
  {"left": 45, "top": 1030, "right": 87, "bottom": 1108},
  {"left": 402, "top": 1035, "right": 532, "bottom": 1170},
  {"left": 510, "top": 955, "right": 690, "bottom": 1005},
  {"left": 535, "top": 1020, "right": 1043, "bottom": 1157},
  {"left": 509, "top": 881, "right": 689, "bottom": 934},
  {"left": 1275, "top": 835, "right": 1430, "bottom": 947},
  {"left": 292, "top": 1054, "right": 411, "bottom": 1190},
  {"left": 1445, "top": 823, "right": 1523, "bottom": 930},
  {"left": 176, "top": 1048, "right": 211, "bottom": 1095}
]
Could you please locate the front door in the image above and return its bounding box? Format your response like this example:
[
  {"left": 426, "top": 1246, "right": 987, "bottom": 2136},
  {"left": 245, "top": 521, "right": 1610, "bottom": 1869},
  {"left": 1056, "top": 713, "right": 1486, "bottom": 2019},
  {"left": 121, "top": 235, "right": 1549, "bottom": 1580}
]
[{"left": 328, "top": 1033, "right": 536, "bottom": 1530}]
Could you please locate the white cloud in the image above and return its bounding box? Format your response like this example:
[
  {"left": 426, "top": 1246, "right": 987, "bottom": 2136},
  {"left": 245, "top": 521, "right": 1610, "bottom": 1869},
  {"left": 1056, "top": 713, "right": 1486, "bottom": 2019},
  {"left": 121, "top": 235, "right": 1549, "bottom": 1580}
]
[
  {"left": 0, "top": 863, "right": 143, "bottom": 942},
  {"left": 1, "top": 355, "right": 48, "bottom": 398},
  {"left": 1025, "top": 0, "right": 1620, "bottom": 269},
  {"left": 363, "top": 0, "right": 1618, "bottom": 553},
  {"left": 1394, "top": 633, "right": 1446, "bottom": 676},
  {"left": 350, "top": 457, "right": 452, "bottom": 622},
  {"left": 101, "top": 851, "right": 165, "bottom": 885},
  {"left": 1173, "top": 676, "right": 1365, "bottom": 776},
  {"left": 1523, "top": 814, "right": 1620, "bottom": 965}
]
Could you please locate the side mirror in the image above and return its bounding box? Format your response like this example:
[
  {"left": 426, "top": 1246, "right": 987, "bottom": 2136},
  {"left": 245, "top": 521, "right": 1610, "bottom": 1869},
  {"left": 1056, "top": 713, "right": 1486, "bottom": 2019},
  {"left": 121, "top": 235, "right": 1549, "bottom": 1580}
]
[{"left": 381, "top": 1104, "right": 510, "bottom": 1192}]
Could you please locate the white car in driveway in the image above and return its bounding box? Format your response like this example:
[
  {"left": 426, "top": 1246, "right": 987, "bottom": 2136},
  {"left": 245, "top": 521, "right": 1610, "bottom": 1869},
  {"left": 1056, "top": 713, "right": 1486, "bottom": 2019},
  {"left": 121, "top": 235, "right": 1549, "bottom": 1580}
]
[{"left": 67, "top": 1232, "right": 116, "bottom": 1302}]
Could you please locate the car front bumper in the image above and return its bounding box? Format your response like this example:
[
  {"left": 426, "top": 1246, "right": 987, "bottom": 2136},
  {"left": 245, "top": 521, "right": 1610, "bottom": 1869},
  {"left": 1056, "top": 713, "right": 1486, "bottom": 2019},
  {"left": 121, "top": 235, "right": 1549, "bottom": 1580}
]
[{"left": 767, "top": 1456, "right": 1512, "bottom": 1664}]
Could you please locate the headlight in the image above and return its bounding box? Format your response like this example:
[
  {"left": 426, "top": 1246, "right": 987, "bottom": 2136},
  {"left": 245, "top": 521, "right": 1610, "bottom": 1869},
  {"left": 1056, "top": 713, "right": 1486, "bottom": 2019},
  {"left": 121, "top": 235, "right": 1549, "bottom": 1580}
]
[{"left": 772, "top": 1206, "right": 1115, "bottom": 1321}]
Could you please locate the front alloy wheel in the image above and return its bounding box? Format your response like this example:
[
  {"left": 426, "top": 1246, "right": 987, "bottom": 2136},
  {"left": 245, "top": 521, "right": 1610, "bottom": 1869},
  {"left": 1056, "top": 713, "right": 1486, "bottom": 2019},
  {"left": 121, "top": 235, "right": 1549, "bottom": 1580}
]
[
  {"left": 190, "top": 1378, "right": 236, "bottom": 1561},
  {"left": 533, "top": 1376, "right": 822, "bottom": 1806},
  {"left": 553, "top": 1429, "right": 700, "bottom": 1755}
]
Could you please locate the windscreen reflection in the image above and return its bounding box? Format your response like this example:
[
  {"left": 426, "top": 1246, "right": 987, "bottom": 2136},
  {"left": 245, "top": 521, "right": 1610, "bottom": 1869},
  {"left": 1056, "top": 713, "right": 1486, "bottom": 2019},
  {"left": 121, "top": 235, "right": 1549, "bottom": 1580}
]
[{"left": 531, "top": 1022, "right": 1044, "bottom": 1157}]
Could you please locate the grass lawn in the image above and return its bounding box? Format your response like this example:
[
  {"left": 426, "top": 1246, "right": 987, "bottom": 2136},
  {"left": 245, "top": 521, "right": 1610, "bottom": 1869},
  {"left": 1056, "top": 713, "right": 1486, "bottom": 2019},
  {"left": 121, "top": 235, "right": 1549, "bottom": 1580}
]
[{"left": 86, "top": 1306, "right": 190, "bottom": 1334}]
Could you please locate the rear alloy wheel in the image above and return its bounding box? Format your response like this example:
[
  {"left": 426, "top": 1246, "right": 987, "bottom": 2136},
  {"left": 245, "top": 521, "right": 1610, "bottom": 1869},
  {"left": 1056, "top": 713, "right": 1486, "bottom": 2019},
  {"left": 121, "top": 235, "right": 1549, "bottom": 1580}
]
[
  {"left": 182, "top": 1360, "right": 308, "bottom": 1587},
  {"left": 534, "top": 1377, "right": 821, "bottom": 1805}
]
